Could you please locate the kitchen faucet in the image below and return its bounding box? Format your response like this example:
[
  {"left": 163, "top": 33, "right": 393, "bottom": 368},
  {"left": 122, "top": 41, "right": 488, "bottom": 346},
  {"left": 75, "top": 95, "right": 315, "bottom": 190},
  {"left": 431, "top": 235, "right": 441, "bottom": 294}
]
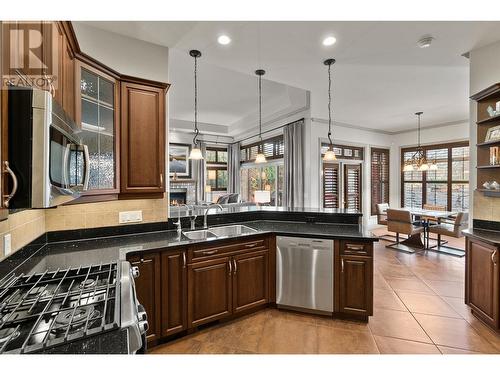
[
  {"left": 203, "top": 204, "right": 223, "bottom": 229},
  {"left": 174, "top": 204, "right": 191, "bottom": 233}
]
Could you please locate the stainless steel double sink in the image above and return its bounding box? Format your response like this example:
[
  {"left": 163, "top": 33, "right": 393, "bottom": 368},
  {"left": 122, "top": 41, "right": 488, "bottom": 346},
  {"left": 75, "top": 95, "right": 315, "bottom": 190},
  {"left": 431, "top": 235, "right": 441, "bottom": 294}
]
[{"left": 182, "top": 224, "right": 258, "bottom": 240}]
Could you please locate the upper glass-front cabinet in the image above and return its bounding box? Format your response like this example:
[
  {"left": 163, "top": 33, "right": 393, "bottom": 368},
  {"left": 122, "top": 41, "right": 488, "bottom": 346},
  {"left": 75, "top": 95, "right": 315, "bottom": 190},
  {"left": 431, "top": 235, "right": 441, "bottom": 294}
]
[{"left": 76, "top": 63, "right": 119, "bottom": 194}]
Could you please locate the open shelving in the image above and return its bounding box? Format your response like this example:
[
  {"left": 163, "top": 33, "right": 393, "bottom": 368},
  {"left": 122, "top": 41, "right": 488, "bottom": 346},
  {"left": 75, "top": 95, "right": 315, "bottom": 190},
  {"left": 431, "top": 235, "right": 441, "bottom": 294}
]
[{"left": 471, "top": 82, "right": 500, "bottom": 197}]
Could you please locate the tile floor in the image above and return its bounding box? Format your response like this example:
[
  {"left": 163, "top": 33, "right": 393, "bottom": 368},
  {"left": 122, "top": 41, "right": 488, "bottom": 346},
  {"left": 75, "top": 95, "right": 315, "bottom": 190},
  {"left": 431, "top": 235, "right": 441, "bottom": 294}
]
[{"left": 150, "top": 239, "right": 500, "bottom": 354}]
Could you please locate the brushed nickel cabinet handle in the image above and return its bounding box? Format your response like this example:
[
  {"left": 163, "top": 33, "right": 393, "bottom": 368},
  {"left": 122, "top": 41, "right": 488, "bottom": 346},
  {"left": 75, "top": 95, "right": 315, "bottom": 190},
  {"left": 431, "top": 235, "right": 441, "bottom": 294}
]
[
  {"left": 182, "top": 252, "right": 186, "bottom": 268},
  {"left": 3, "top": 161, "right": 18, "bottom": 208},
  {"left": 202, "top": 250, "right": 218, "bottom": 255},
  {"left": 346, "top": 244, "right": 364, "bottom": 251},
  {"left": 492, "top": 250, "right": 498, "bottom": 265},
  {"left": 233, "top": 259, "right": 237, "bottom": 274},
  {"left": 245, "top": 243, "right": 257, "bottom": 248},
  {"left": 341, "top": 259, "right": 344, "bottom": 273},
  {"left": 131, "top": 258, "right": 152, "bottom": 265},
  {"left": 228, "top": 260, "right": 232, "bottom": 275}
]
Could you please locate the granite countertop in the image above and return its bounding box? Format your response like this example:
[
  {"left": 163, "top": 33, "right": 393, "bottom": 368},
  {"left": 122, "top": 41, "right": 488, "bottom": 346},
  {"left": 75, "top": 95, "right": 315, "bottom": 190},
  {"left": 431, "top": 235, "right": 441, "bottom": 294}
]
[
  {"left": 2, "top": 220, "right": 376, "bottom": 279},
  {"left": 463, "top": 228, "right": 500, "bottom": 246}
]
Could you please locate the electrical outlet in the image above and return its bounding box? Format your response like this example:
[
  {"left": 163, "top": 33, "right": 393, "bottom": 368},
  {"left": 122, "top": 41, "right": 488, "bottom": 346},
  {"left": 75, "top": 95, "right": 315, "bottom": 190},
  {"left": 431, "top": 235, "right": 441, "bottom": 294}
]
[
  {"left": 119, "top": 210, "right": 143, "bottom": 224},
  {"left": 4, "top": 234, "right": 12, "bottom": 256}
]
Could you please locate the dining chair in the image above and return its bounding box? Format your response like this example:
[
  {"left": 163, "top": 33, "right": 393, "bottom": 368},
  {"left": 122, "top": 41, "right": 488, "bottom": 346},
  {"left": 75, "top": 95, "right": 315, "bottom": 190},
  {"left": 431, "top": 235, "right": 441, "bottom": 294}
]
[
  {"left": 386, "top": 209, "right": 426, "bottom": 252},
  {"left": 427, "top": 211, "right": 468, "bottom": 256},
  {"left": 375, "top": 203, "right": 398, "bottom": 241}
]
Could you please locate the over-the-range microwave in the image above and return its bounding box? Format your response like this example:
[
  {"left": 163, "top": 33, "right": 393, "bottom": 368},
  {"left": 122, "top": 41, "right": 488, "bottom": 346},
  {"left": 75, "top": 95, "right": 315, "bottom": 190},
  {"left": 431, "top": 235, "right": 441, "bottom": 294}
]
[{"left": 6, "top": 87, "right": 90, "bottom": 208}]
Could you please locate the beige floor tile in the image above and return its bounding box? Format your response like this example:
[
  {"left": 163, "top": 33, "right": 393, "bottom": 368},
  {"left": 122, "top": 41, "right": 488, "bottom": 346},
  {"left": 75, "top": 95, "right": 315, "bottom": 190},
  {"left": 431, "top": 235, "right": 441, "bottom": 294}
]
[
  {"left": 373, "top": 335, "right": 440, "bottom": 354},
  {"left": 257, "top": 317, "right": 318, "bottom": 354},
  {"left": 373, "top": 288, "right": 408, "bottom": 311},
  {"left": 423, "top": 280, "right": 465, "bottom": 298},
  {"left": 369, "top": 308, "right": 432, "bottom": 343},
  {"left": 396, "top": 291, "right": 462, "bottom": 318},
  {"left": 150, "top": 338, "right": 202, "bottom": 354},
  {"left": 385, "top": 277, "right": 435, "bottom": 294},
  {"left": 374, "top": 273, "right": 392, "bottom": 290},
  {"left": 413, "top": 313, "right": 498, "bottom": 353},
  {"left": 438, "top": 346, "right": 482, "bottom": 354},
  {"left": 377, "top": 264, "right": 415, "bottom": 279},
  {"left": 317, "top": 326, "right": 379, "bottom": 354}
]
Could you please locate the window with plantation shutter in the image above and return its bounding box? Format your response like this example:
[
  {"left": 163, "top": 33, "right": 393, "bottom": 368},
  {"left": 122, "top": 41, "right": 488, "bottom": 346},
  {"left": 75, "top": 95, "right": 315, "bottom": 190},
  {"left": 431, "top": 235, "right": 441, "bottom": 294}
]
[
  {"left": 323, "top": 163, "right": 339, "bottom": 208},
  {"left": 344, "top": 164, "right": 362, "bottom": 210},
  {"left": 240, "top": 135, "right": 284, "bottom": 164},
  {"left": 371, "top": 148, "right": 390, "bottom": 215},
  {"left": 401, "top": 141, "right": 469, "bottom": 211}
]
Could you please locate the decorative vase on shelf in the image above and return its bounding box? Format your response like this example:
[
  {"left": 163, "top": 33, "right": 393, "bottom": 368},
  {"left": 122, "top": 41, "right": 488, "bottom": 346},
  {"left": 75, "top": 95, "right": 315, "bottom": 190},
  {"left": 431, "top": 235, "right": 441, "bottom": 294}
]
[{"left": 490, "top": 181, "right": 500, "bottom": 190}]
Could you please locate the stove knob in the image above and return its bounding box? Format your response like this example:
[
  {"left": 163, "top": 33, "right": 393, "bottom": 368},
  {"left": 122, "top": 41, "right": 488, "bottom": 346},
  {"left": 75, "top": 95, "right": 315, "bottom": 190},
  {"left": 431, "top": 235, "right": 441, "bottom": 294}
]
[
  {"left": 131, "top": 266, "right": 140, "bottom": 279},
  {"left": 139, "top": 321, "right": 149, "bottom": 335},
  {"left": 138, "top": 304, "right": 148, "bottom": 322}
]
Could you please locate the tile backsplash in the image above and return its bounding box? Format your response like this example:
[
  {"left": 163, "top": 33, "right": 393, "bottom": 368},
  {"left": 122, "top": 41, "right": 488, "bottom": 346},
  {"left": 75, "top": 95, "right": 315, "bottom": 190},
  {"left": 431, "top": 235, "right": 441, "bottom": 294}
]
[
  {"left": 473, "top": 190, "right": 500, "bottom": 222},
  {"left": 0, "top": 197, "right": 168, "bottom": 261}
]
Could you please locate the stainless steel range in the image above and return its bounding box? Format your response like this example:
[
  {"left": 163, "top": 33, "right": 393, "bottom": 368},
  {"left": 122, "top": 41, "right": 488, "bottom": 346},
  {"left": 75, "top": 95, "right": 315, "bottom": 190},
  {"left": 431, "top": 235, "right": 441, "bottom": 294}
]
[{"left": 0, "top": 261, "right": 147, "bottom": 354}]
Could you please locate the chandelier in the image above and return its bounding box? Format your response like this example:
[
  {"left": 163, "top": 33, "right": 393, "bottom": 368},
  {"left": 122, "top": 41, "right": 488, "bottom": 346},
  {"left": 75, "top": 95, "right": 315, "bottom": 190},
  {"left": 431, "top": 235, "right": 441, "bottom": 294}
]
[{"left": 403, "top": 112, "right": 437, "bottom": 172}]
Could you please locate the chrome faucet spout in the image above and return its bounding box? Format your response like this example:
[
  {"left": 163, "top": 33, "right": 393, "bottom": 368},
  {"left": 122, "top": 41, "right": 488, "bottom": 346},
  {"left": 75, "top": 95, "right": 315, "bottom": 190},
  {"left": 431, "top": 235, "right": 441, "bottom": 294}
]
[{"left": 203, "top": 204, "right": 223, "bottom": 229}]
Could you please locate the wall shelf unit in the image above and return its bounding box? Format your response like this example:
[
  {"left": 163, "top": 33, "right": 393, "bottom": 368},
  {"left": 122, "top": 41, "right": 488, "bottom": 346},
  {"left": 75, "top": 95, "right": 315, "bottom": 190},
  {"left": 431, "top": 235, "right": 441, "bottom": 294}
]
[{"left": 471, "top": 82, "right": 500, "bottom": 196}]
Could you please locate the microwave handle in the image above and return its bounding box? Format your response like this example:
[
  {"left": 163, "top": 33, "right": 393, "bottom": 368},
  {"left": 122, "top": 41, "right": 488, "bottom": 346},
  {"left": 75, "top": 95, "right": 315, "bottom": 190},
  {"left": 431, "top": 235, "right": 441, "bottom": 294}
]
[
  {"left": 62, "top": 144, "right": 71, "bottom": 188},
  {"left": 82, "top": 145, "right": 90, "bottom": 190}
]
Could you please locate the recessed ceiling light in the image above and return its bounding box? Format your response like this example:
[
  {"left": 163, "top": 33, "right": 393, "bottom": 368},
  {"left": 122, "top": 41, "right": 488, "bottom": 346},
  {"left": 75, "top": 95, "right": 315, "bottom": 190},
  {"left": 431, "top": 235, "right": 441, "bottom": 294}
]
[
  {"left": 322, "top": 36, "right": 337, "bottom": 46},
  {"left": 417, "top": 36, "right": 434, "bottom": 48},
  {"left": 217, "top": 35, "right": 231, "bottom": 45}
]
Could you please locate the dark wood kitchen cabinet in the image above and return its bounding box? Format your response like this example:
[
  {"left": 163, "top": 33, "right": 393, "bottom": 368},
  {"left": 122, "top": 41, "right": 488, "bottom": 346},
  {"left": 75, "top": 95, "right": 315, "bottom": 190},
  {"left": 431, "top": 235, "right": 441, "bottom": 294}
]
[
  {"left": 127, "top": 252, "right": 161, "bottom": 344},
  {"left": 465, "top": 236, "right": 499, "bottom": 329},
  {"left": 187, "top": 256, "right": 233, "bottom": 328},
  {"left": 232, "top": 249, "right": 269, "bottom": 314},
  {"left": 120, "top": 81, "right": 167, "bottom": 196},
  {"left": 161, "top": 249, "right": 188, "bottom": 336},
  {"left": 335, "top": 241, "right": 373, "bottom": 319}
]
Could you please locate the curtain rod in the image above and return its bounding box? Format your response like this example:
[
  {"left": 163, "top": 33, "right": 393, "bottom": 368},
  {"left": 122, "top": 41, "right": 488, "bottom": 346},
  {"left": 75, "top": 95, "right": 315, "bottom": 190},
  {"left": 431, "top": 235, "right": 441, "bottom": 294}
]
[{"left": 230, "top": 117, "right": 304, "bottom": 145}]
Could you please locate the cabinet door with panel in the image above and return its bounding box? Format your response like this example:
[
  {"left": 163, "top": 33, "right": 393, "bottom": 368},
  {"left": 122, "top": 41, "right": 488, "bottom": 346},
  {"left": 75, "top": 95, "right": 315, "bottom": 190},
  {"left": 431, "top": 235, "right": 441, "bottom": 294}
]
[
  {"left": 466, "top": 238, "right": 499, "bottom": 328},
  {"left": 232, "top": 249, "right": 269, "bottom": 314},
  {"left": 161, "top": 249, "right": 187, "bottom": 336},
  {"left": 127, "top": 253, "right": 161, "bottom": 344},
  {"left": 120, "top": 81, "right": 166, "bottom": 195},
  {"left": 187, "top": 256, "right": 232, "bottom": 328},
  {"left": 338, "top": 254, "right": 373, "bottom": 316}
]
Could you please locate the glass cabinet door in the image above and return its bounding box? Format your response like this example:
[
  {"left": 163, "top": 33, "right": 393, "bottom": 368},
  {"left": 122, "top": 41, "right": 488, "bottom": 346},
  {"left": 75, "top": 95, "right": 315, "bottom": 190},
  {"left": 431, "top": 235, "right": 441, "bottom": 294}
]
[{"left": 79, "top": 66, "right": 117, "bottom": 191}]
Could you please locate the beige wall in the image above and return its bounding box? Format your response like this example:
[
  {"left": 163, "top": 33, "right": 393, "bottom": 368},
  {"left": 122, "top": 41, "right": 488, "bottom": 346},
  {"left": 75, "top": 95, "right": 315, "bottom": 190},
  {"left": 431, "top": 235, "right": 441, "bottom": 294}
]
[
  {"left": 470, "top": 40, "right": 500, "bottom": 223},
  {"left": 0, "top": 210, "right": 46, "bottom": 260}
]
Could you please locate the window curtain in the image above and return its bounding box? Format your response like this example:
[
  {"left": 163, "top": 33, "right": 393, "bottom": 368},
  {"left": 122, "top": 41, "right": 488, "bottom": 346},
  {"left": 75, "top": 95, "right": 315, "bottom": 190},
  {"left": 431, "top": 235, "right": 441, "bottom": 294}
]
[
  {"left": 194, "top": 142, "right": 207, "bottom": 204},
  {"left": 227, "top": 142, "right": 240, "bottom": 194},
  {"left": 284, "top": 119, "right": 304, "bottom": 208}
]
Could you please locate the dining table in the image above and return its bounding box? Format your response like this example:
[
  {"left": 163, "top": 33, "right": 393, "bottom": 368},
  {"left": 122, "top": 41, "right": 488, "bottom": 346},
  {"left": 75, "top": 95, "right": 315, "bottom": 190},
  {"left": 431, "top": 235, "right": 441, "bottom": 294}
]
[{"left": 390, "top": 207, "right": 457, "bottom": 253}]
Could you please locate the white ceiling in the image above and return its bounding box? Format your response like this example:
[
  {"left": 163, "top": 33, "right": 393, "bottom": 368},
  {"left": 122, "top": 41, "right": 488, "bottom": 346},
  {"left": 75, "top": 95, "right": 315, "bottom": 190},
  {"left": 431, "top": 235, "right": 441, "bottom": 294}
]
[{"left": 82, "top": 21, "right": 500, "bottom": 132}]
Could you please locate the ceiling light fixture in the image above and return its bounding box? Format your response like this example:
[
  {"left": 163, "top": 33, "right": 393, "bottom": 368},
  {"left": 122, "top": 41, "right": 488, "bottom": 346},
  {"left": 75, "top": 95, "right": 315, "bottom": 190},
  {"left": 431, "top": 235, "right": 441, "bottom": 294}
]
[
  {"left": 188, "top": 49, "right": 204, "bottom": 160},
  {"left": 323, "top": 58, "right": 337, "bottom": 162},
  {"left": 403, "top": 112, "right": 434, "bottom": 172},
  {"left": 417, "top": 36, "right": 434, "bottom": 48},
  {"left": 217, "top": 35, "right": 231, "bottom": 45},
  {"left": 255, "top": 69, "right": 267, "bottom": 164},
  {"left": 322, "top": 36, "right": 337, "bottom": 46}
]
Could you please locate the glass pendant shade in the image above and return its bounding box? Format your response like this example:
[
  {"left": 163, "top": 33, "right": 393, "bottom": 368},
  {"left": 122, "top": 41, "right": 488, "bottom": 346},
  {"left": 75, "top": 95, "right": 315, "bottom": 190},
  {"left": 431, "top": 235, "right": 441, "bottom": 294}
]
[
  {"left": 429, "top": 162, "right": 438, "bottom": 171},
  {"left": 418, "top": 163, "right": 429, "bottom": 171},
  {"left": 188, "top": 147, "right": 204, "bottom": 160},
  {"left": 403, "top": 164, "right": 414, "bottom": 172},
  {"left": 323, "top": 149, "right": 337, "bottom": 162},
  {"left": 255, "top": 153, "right": 267, "bottom": 164}
]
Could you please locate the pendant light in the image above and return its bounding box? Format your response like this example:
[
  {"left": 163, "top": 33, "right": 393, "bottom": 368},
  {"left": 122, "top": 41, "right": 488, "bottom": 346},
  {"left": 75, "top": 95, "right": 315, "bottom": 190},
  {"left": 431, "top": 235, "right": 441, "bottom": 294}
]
[
  {"left": 323, "top": 58, "right": 337, "bottom": 162},
  {"left": 403, "top": 112, "right": 431, "bottom": 171},
  {"left": 188, "top": 49, "right": 204, "bottom": 160},
  {"left": 254, "top": 69, "right": 267, "bottom": 163}
]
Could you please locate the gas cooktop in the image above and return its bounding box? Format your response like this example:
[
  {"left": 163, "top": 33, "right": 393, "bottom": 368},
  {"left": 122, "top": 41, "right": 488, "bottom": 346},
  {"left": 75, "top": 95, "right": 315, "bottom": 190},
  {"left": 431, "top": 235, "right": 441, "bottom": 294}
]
[{"left": 0, "top": 263, "right": 120, "bottom": 354}]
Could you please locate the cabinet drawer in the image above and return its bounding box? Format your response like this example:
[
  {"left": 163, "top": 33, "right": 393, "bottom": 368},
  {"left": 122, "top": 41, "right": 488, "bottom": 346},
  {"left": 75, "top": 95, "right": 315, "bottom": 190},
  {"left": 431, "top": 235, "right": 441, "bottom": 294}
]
[
  {"left": 188, "top": 237, "right": 268, "bottom": 263},
  {"left": 340, "top": 241, "right": 373, "bottom": 256}
]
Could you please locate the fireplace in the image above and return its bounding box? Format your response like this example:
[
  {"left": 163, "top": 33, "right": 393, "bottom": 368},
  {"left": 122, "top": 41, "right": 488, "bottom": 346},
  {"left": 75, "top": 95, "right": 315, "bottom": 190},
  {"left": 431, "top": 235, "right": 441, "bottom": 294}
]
[{"left": 170, "top": 188, "right": 188, "bottom": 206}]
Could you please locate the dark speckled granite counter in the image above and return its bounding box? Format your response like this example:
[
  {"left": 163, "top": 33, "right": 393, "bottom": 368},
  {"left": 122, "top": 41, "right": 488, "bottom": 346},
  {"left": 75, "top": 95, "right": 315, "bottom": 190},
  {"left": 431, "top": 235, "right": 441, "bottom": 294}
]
[
  {"left": 463, "top": 228, "right": 500, "bottom": 246},
  {"left": 0, "top": 207, "right": 374, "bottom": 283}
]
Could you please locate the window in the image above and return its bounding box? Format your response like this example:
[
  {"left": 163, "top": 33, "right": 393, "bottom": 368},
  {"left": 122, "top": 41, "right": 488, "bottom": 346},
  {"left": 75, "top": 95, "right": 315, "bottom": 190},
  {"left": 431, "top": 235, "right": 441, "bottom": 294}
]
[
  {"left": 240, "top": 163, "right": 284, "bottom": 206},
  {"left": 323, "top": 163, "right": 339, "bottom": 208},
  {"left": 321, "top": 143, "right": 364, "bottom": 160},
  {"left": 206, "top": 147, "right": 228, "bottom": 191},
  {"left": 78, "top": 64, "right": 118, "bottom": 193},
  {"left": 401, "top": 142, "right": 469, "bottom": 211},
  {"left": 240, "top": 135, "right": 284, "bottom": 163},
  {"left": 371, "top": 148, "right": 390, "bottom": 215}
]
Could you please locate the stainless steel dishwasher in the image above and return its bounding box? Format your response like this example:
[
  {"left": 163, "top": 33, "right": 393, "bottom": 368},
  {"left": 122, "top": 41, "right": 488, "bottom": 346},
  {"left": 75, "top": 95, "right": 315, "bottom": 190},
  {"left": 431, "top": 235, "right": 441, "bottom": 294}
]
[{"left": 276, "top": 236, "right": 334, "bottom": 314}]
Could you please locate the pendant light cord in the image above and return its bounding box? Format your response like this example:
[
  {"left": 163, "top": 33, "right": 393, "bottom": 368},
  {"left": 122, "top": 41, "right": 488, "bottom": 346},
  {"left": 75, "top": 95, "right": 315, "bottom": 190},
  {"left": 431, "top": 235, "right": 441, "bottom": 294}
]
[
  {"left": 327, "top": 63, "right": 333, "bottom": 147},
  {"left": 258, "top": 73, "right": 262, "bottom": 142},
  {"left": 193, "top": 54, "right": 200, "bottom": 146}
]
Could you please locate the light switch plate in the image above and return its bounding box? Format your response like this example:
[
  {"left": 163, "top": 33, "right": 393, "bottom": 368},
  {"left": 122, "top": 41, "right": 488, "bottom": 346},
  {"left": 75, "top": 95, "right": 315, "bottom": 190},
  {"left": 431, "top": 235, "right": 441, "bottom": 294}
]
[
  {"left": 119, "top": 210, "right": 143, "bottom": 224},
  {"left": 4, "top": 234, "right": 12, "bottom": 256}
]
